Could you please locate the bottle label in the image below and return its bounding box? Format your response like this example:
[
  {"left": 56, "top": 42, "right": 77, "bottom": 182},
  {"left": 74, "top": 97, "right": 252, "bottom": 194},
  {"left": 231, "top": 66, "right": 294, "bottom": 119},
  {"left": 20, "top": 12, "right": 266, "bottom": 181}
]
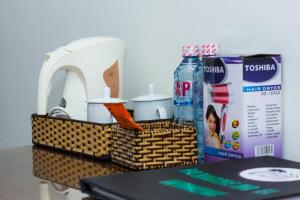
[{"left": 174, "top": 81, "right": 193, "bottom": 105}]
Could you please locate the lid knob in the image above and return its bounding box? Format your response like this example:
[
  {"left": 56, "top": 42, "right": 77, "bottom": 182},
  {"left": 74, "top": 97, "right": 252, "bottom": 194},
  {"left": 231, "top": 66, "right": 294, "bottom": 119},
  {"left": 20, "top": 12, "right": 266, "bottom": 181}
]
[
  {"left": 148, "top": 83, "right": 155, "bottom": 95},
  {"left": 103, "top": 86, "right": 111, "bottom": 99}
]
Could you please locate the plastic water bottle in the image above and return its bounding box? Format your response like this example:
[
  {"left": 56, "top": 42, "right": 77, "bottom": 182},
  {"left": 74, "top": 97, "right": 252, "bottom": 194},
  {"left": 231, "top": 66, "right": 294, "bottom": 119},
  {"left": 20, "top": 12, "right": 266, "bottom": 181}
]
[
  {"left": 174, "top": 45, "right": 201, "bottom": 124},
  {"left": 193, "top": 55, "right": 204, "bottom": 162},
  {"left": 194, "top": 43, "right": 221, "bottom": 162}
]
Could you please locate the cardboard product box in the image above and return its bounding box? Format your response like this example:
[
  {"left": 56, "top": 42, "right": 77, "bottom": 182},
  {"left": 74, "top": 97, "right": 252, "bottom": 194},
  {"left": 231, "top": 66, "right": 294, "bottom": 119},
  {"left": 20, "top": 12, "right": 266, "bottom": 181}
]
[{"left": 202, "top": 54, "right": 282, "bottom": 163}]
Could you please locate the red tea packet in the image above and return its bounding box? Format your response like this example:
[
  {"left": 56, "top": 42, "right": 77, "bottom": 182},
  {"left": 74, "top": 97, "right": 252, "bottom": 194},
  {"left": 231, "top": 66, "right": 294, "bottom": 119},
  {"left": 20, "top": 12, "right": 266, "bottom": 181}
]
[{"left": 104, "top": 103, "right": 143, "bottom": 131}]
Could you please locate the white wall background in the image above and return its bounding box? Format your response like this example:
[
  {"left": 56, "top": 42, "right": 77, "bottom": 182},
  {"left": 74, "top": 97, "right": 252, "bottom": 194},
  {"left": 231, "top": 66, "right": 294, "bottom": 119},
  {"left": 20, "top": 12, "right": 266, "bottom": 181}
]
[{"left": 0, "top": 0, "right": 299, "bottom": 161}]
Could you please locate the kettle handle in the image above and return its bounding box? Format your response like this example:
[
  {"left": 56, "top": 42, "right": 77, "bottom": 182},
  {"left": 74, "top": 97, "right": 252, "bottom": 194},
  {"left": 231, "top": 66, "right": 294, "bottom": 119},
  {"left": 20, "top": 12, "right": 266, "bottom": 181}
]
[{"left": 37, "top": 52, "right": 87, "bottom": 115}]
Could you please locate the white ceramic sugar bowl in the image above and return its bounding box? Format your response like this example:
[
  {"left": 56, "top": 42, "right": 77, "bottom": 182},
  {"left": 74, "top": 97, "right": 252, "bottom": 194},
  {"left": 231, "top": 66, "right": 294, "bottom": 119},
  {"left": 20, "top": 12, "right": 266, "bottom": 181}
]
[{"left": 131, "top": 83, "right": 173, "bottom": 121}]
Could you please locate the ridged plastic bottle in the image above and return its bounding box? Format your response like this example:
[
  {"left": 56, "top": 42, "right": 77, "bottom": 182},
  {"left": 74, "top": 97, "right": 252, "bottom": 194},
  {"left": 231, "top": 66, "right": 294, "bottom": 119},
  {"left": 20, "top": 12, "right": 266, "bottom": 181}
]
[
  {"left": 193, "top": 56, "right": 204, "bottom": 162},
  {"left": 174, "top": 45, "right": 201, "bottom": 124},
  {"left": 194, "top": 43, "right": 221, "bottom": 162}
]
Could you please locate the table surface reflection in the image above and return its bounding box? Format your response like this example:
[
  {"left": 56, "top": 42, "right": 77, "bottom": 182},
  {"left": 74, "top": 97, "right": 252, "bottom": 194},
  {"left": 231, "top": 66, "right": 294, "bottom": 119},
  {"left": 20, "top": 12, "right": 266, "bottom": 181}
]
[
  {"left": 1, "top": 146, "right": 300, "bottom": 200},
  {"left": 0, "top": 145, "right": 129, "bottom": 200}
]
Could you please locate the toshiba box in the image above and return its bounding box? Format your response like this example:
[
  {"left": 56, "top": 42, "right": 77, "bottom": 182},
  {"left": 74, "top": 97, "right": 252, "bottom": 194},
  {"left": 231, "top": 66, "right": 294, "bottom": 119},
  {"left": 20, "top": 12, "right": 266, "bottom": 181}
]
[{"left": 202, "top": 54, "right": 282, "bottom": 163}]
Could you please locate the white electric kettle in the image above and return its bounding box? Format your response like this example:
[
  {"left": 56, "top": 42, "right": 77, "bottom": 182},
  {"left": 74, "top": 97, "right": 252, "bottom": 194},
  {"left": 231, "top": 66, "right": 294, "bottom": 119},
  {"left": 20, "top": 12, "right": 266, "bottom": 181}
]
[{"left": 37, "top": 37, "right": 126, "bottom": 120}]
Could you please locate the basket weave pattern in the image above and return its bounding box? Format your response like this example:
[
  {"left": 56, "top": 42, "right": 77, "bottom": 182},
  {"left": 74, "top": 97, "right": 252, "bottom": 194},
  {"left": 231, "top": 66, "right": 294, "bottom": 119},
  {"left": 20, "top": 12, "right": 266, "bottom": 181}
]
[
  {"left": 111, "top": 120, "right": 198, "bottom": 170},
  {"left": 32, "top": 146, "right": 129, "bottom": 189},
  {"left": 31, "top": 114, "right": 112, "bottom": 158}
]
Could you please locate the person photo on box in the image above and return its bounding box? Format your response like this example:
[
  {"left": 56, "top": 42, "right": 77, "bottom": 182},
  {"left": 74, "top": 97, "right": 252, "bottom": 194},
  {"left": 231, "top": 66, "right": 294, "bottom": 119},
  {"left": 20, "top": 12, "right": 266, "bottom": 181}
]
[{"left": 205, "top": 105, "right": 222, "bottom": 149}]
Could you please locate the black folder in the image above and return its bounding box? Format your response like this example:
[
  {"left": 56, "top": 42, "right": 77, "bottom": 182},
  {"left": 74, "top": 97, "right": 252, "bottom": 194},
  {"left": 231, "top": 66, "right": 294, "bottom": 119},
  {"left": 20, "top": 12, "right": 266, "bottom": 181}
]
[{"left": 80, "top": 156, "right": 300, "bottom": 200}]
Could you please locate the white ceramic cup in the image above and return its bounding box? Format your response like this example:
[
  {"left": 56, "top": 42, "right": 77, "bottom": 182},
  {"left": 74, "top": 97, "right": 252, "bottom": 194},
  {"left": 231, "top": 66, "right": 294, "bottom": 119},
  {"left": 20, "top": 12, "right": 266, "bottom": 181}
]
[
  {"left": 131, "top": 83, "right": 173, "bottom": 121},
  {"left": 86, "top": 87, "right": 127, "bottom": 123},
  {"left": 87, "top": 102, "right": 116, "bottom": 123}
]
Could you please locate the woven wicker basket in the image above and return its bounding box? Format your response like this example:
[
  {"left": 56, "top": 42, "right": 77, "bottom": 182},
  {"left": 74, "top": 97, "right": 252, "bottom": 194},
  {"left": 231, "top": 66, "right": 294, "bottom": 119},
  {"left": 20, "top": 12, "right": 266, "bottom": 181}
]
[
  {"left": 32, "top": 146, "right": 129, "bottom": 189},
  {"left": 31, "top": 114, "right": 113, "bottom": 159},
  {"left": 111, "top": 120, "right": 198, "bottom": 170}
]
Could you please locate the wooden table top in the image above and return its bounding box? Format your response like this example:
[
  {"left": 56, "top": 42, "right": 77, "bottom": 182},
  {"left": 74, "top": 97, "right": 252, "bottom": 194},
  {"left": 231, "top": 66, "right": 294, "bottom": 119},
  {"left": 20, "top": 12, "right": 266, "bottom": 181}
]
[
  {"left": 0, "top": 145, "right": 129, "bottom": 200},
  {"left": 1, "top": 146, "right": 299, "bottom": 200}
]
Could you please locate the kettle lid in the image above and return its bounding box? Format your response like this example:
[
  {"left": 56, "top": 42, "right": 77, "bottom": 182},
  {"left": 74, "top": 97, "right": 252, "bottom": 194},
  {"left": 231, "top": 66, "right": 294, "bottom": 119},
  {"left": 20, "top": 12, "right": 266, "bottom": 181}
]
[{"left": 64, "top": 37, "right": 124, "bottom": 52}]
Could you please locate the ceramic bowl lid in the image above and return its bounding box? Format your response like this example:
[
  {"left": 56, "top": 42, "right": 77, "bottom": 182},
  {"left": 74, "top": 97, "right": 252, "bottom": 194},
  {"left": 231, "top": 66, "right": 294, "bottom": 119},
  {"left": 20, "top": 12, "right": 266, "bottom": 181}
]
[
  {"left": 87, "top": 98, "right": 128, "bottom": 104},
  {"left": 131, "top": 83, "right": 172, "bottom": 102},
  {"left": 86, "top": 87, "right": 128, "bottom": 104}
]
